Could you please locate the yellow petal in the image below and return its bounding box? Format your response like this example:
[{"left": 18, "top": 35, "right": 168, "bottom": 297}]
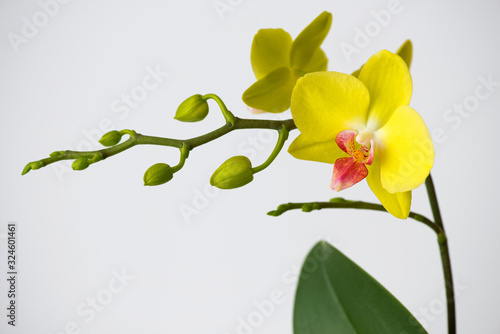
[
  {"left": 242, "top": 67, "right": 298, "bottom": 113},
  {"left": 251, "top": 28, "right": 293, "bottom": 80},
  {"left": 352, "top": 40, "right": 412, "bottom": 78},
  {"left": 290, "top": 11, "right": 332, "bottom": 71},
  {"left": 301, "top": 48, "right": 328, "bottom": 73},
  {"left": 358, "top": 50, "right": 412, "bottom": 129},
  {"left": 366, "top": 155, "right": 411, "bottom": 219},
  {"left": 288, "top": 134, "right": 344, "bottom": 164},
  {"left": 376, "top": 105, "right": 434, "bottom": 193},
  {"left": 351, "top": 66, "right": 362, "bottom": 78},
  {"left": 291, "top": 71, "right": 370, "bottom": 141},
  {"left": 396, "top": 39, "right": 413, "bottom": 69}
]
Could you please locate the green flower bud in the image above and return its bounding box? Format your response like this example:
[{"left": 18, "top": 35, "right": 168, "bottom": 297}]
[
  {"left": 99, "top": 130, "right": 123, "bottom": 147},
  {"left": 143, "top": 163, "right": 174, "bottom": 186},
  {"left": 72, "top": 158, "right": 90, "bottom": 171},
  {"left": 302, "top": 204, "right": 313, "bottom": 212},
  {"left": 21, "top": 163, "right": 33, "bottom": 175},
  {"left": 90, "top": 152, "right": 103, "bottom": 163},
  {"left": 174, "top": 94, "right": 209, "bottom": 122},
  {"left": 50, "top": 151, "right": 64, "bottom": 157},
  {"left": 330, "top": 197, "right": 348, "bottom": 203},
  {"left": 267, "top": 210, "right": 280, "bottom": 217},
  {"left": 210, "top": 156, "right": 254, "bottom": 189},
  {"left": 31, "top": 161, "right": 43, "bottom": 170}
]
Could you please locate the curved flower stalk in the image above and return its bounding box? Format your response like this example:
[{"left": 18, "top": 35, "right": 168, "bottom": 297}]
[
  {"left": 288, "top": 50, "right": 434, "bottom": 218},
  {"left": 242, "top": 11, "right": 332, "bottom": 113}
]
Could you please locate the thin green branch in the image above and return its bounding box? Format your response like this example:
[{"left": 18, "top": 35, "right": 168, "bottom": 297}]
[
  {"left": 426, "top": 174, "right": 455, "bottom": 334},
  {"left": 268, "top": 198, "right": 443, "bottom": 235},
  {"left": 22, "top": 117, "right": 297, "bottom": 175},
  {"left": 252, "top": 124, "right": 289, "bottom": 174},
  {"left": 202, "top": 93, "right": 235, "bottom": 125}
]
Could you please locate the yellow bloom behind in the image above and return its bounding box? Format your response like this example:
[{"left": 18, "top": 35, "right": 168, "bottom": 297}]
[
  {"left": 288, "top": 50, "right": 434, "bottom": 219},
  {"left": 242, "top": 11, "right": 332, "bottom": 113}
]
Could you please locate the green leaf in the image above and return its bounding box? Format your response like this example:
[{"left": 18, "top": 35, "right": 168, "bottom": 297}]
[
  {"left": 242, "top": 67, "right": 298, "bottom": 113},
  {"left": 290, "top": 11, "right": 332, "bottom": 71},
  {"left": 294, "top": 241, "right": 428, "bottom": 334},
  {"left": 397, "top": 39, "right": 413, "bottom": 68},
  {"left": 251, "top": 28, "right": 293, "bottom": 80}
]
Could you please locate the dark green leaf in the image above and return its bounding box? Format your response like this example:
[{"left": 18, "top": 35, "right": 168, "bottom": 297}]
[{"left": 294, "top": 241, "right": 428, "bottom": 334}]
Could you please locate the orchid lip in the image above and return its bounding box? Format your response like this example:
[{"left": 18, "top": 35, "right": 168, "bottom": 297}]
[
  {"left": 331, "top": 130, "right": 375, "bottom": 191},
  {"left": 356, "top": 128, "right": 375, "bottom": 148}
]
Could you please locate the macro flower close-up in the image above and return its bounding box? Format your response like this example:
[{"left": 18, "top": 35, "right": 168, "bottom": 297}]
[{"left": 289, "top": 50, "right": 434, "bottom": 218}]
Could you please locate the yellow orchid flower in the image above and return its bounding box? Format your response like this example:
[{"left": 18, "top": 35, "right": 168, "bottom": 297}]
[
  {"left": 242, "top": 11, "right": 332, "bottom": 113},
  {"left": 288, "top": 50, "right": 434, "bottom": 219}
]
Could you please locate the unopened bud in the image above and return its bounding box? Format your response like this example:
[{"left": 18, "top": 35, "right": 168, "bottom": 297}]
[
  {"left": 50, "top": 151, "right": 64, "bottom": 157},
  {"left": 174, "top": 94, "right": 209, "bottom": 122},
  {"left": 31, "top": 161, "right": 43, "bottom": 170},
  {"left": 210, "top": 156, "right": 254, "bottom": 189},
  {"left": 330, "top": 197, "right": 348, "bottom": 203},
  {"left": 72, "top": 158, "right": 89, "bottom": 171},
  {"left": 143, "top": 163, "right": 174, "bottom": 186},
  {"left": 21, "top": 163, "right": 33, "bottom": 175},
  {"left": 99, "top": 130, "right": 123, "bottom": 147},
  {"left": 302, "top": 204, "right": 313, "bottom": 212}
]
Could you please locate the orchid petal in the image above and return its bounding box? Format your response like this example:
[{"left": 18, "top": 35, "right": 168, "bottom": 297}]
[
  {"left": 351, "top": 67, "right": 362, "bottom": 78},
  {"left": 288, "top": 134, "right": 343, "bottom": 164},
  {"left": 364, "top": 140, "right": 374, "bottom": 165},
  {"left": 301, "top": 48, "right": 328, "bottom": 73},
  {"left": 396, "top": 39, "right": 413, "bottom": 68},
  {"left": 291, "top": 72, "right": 370, "bottom": 141},
  {"left": 335, "top": 130, "right": 357, "bottom": 155},
  {"left": 242, "top": 67, "right": 298, "bottom": 113},
  {"left": 366, "top": 155, "right": 411, "bottom": 219},
  {"left": 358, "top": 50, "right": 412, "bottom": 129},
  {"left": 351, "top": 40, "right": 412, "bottom": 79},
  {"left": 251, "top": 28, "right": 293, "bottom": 80},
  {"left": 376, "top": 105, "right": 434, "bottom": 193},
  {"left": 290, "top": 11, "right": 332, "bottom": 71},
  {"left": 330, "top": 157, "right": 368, "bottom": 191}
]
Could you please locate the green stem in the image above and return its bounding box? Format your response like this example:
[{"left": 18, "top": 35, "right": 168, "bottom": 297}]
[
  {"left": 22, "top": 117, "right": 297, "bottom": 174},
  {"left": 426, "top": 174, "right": 455, "bottom": 334},
  {"left": 172, "top": 143, "right": 190, "bottom": 173},
  {"left": 203, "top": 93, "right": 235, "bottom": 125},
  {"left": 268, "top": 198, "right": 443, "bottom": 235},
  {"left": 252, "top": 125, "right": 289, "bottom": 174}
]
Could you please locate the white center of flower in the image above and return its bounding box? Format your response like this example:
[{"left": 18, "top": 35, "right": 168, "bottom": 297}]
[{"left": 356, "top": 129, "right": 374, "bottom": 148}]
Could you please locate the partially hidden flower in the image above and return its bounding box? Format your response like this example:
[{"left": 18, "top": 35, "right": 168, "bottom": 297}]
[
  {"left": 288, "top": 50, "right": 434, "bottom": 219},
  {"left": 242, "top": 11, "right": 332, "bottom": 113},
  {"left": 352, "top": 39, "right": 413, "bottom": 78}
]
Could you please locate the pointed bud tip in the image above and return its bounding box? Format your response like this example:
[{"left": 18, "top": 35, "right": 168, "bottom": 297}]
[
  {"left": 174, "top": 94, "right": 209, "bottom": 122},
  {"left": 22, "top": 163, "right": 33, "bottom": 175},
  {"left": 210, "top": 156, "right": 254, "bottom": 189},
  {"left": 329, "top": 197, "right": 348, "bottom": 203},
  {"left": 99, "top": 130, "right": 123, "bottom": 147},
  {"left": 143, "top": 163, "right": 174, "bottom": 186},
  {"left": 72, "top": 158, "right": 90, "bottom": 171}
]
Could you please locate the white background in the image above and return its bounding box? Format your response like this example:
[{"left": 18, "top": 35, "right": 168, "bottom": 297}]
[{"left": 1, "top": 0, "right": 500, "bottom": 333}]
